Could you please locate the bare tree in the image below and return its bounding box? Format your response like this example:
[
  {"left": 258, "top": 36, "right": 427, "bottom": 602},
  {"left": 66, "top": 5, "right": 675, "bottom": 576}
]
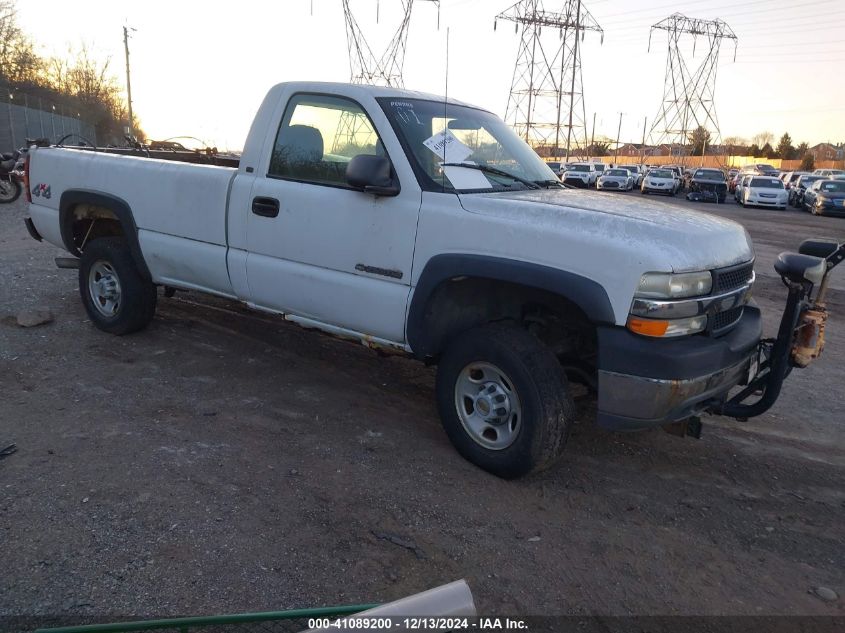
[
  {"left": 0, "top": 1, "right": 45, "bottom": 86},
  {"left": 752, "top": 131, "right": 774, "bottom": 148},
  {"left": 1, "top": 0, "right": 140, "bottom": 144}
]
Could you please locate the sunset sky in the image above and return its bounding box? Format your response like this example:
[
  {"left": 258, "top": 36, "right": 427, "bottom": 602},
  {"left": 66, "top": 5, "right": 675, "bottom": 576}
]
[{"left": 18, "top": 0, "right": 845, "bottom": 151}]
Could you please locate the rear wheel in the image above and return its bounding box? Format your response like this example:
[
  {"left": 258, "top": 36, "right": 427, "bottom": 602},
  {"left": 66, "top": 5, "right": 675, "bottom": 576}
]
[
  {"left": 79, "top": 237, "right": 157, "bottom": 335},
  {"left": 435, "top": 324, "right": 575, "bottom": 479},
  {"left": 0, "top": 177, "right": 21, "bottom": 203}
]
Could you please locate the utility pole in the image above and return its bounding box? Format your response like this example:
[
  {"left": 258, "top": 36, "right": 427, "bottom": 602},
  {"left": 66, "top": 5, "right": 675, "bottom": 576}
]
[
  {"left": 614, "top": 112, "right": 623, "bottom": 164},
  {"left": 123, "top": 26, "right": 135, "bottom": 139},
  {"left": 590, "top": 111, "right": 596, "bottom": 158},
  {"left": 640, "top": 116, "right": 647, "bottom": 164}
]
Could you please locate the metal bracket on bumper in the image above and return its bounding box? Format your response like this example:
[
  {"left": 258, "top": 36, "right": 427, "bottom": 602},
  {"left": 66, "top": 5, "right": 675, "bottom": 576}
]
[{"left": 711, "top": 239, "right": 843, "bottom": 420}]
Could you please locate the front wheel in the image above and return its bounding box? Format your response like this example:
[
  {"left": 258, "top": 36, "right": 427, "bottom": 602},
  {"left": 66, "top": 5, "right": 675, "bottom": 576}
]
[
  {"left": 79, "top": 237, "right": 157, "bottom": 335},
  {"left": 0, "top": 177, "right": 21, "bottom": 204},
  {"left": 435, "top": 324, "right": 575, "bottom": 479}
]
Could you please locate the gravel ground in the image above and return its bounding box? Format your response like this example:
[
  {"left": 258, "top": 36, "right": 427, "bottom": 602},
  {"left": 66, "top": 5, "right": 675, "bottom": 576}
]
[{"left": 1, "top": 192, "right": 844, "bottom": 626}]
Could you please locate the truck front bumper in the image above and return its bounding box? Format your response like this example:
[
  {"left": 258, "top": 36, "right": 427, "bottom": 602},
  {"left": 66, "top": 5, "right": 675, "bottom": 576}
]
[{"left": 596, "top": 305, "right": 762, "bottom": 430}]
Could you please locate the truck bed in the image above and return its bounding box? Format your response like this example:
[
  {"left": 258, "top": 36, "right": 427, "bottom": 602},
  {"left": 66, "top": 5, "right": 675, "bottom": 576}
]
[{"left": 28, "top": 147, "right": 238, "bottom": 297}]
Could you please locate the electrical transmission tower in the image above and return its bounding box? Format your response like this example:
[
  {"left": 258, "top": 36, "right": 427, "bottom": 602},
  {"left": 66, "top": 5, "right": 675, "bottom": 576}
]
[
  {"left": 495, "top": 0, "right": 603, "bottom": 160},
  {"left": 333, "top": 0, "right": 439, "bottom": 153},
  {"left": 646, "top": 13, "right": 737, "bottom": 165},
  {"left": 341, "top": 0, "right": 440, "bottom": 88}
]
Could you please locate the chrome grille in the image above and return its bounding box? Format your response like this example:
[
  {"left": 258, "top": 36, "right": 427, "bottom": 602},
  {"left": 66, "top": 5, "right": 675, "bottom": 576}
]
[
  {"left": 714, "top": 262, "right": 754, "bottom": 293},
  {"left": 708, "top": 261, "right": 754, "bottom": 336}
]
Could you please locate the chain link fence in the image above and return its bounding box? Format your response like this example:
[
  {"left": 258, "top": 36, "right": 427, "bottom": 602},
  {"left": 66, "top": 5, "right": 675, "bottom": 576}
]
[{"left": 0, "top": 88, "right": 98, "bottom": 151}]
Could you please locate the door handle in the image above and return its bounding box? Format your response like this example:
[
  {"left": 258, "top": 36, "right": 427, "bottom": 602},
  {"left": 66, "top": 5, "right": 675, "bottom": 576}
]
[{"left": 252, "top": 196, "right": 280, "bottom": 218}]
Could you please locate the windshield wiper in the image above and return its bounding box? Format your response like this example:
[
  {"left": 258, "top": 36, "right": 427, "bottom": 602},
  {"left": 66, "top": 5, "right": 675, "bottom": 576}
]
[
  {"left": 533, "top": 179, "right": 565, "bottom": 189},
  {"left": 441, "top": 162, "right": 541, "bottom": 190}
]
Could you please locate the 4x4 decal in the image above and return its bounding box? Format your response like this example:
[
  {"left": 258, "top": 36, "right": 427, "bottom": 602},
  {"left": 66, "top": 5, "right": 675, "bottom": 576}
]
[{"left": 32, "top": 183, "right": 51, "bottom": 199}]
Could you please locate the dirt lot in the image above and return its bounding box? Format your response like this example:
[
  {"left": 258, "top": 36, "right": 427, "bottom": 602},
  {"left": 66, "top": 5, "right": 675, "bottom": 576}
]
[{"left": 1, "top": 192, "right": 844, "bottom": 624}]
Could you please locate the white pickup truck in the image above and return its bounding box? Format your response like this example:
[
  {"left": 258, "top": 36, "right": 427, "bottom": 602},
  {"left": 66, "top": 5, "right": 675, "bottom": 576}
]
[{"left": 23, "top": 82, "right": 841, "bottom": 478}]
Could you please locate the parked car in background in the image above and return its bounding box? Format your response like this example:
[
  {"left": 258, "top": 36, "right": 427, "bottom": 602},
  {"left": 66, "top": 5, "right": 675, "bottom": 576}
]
[
  {"left": 752, "top": 163, "right": 779, "bottom": 176},
  {"left": 591, "top": 162, "right": 607, "bottom": 185},
  {"left": 789, "top": 174, "right": 825, "bottom": 208},
  {"left": 661, "top": 165, "right": 685, "bottom": 193},
  {"left": 727, "top": 168, "right": 739, "bottom": 180},
  {"left": 728, "top": 172, "right": 743, "bottom": 193},
  {"left": 734, "top": 174, "right": 753, "bottom": 203},
  {"left": 802, "top": 179, "right": 845, "bottom": 216},
  {"left": 561, "top": 162, "right": 598, "bottom": 187},
  {"left": 619, "top": 164, "right": 644, "bottom": 187},
  {"left": 812, "top": 168, "right": 845, "bottom": 178},
  {"left": 781, "top": 171, "right": 808, "bottom": 190},
  {"left": 740, "top": 176, "right": 788, "bottom": 209},
  {"left": 597, "top": 168, "right": 634, "bottom": 191},
  {"left": 640, "top": 168, "right": 676, "bottom": 195},
  {"left": 689, "top": 168, "right": 728, "bottom": 203},
  {"left": 545, "top": 161, "right": 562, "bottom": 178}
]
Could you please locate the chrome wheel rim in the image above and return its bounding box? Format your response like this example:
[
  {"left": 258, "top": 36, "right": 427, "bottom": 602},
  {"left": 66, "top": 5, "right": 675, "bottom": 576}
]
[
  {"left": 454, "top": 362, "right": 522, "bottom": 450},
  {"left": 88, "top": 261, "right": 122, "bottom": 317}
]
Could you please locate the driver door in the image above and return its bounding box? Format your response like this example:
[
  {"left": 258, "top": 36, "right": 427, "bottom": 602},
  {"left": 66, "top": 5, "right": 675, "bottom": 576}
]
[{"left": 244, "top": 93, "right": 421, "bottom": 344}]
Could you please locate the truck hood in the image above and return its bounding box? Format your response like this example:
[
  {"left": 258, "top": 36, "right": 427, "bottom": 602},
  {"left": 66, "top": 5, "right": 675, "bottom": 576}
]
[{"left": 458, "top": 189, "right": 754, "bottom": 272}]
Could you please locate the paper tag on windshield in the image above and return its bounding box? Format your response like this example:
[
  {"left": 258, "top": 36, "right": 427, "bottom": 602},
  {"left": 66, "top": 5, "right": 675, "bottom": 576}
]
[
  {"left": 423, "top": 129, "right": 473, "bottom": 164},
  {"left": 443, "top": 165, "right": 493, "bottom": 190}
]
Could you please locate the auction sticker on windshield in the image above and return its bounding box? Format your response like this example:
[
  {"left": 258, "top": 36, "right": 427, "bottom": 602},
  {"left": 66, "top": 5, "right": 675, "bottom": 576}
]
[{"left": 423, "top": 128, "right": 473, "bottom": 164}]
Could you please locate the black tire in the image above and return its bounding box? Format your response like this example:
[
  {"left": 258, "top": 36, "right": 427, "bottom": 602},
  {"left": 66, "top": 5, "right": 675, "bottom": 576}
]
[
  {"left": 0, "top": 178, "right": 22, "bottom": 204},
  {"left": 435, "top": 323, "right": 575, "bottom": 479},
  {"left": 79, "top": 237, "right": 157, "bottom": 335}
]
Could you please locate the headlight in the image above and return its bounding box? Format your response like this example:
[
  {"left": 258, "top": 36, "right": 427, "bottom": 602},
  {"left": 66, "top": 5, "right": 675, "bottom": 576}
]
[
  {"left": 635, "top": 271, "right": 713, "bottom": 299},
  {"left": 817, "top": 196, "right": 828, "bottom": 204}
]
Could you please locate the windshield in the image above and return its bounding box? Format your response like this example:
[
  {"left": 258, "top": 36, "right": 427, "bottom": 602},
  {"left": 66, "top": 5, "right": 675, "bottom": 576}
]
[
  {"left": 820, "top": 181, "right": 845, "bottom": 193},
  {"left": 606, "top": 169, "right": 628, "bottom": 177},
  {"left": 620, "top": 165, "right": 638, "bottom": 173},
  {"left": 377, "top": 98, "right": 557, "bottom": 192},
  {"left": 650, "top": 170, "right": 672, "bottom": 178},
  {"left": 593, "top": 164, "right": 606, "bottom": 172},
  {"left": 569, "top": 164, "right": 590, "bottom": 172},
  {"left": 695, "top": 169, "right": 724, "bottom": 180},
  {"left": 799, "top": 176, "right": 822, "bottom": 186},
  {"left": 750, "top": 178, "right": 784, "bottom": 189}
]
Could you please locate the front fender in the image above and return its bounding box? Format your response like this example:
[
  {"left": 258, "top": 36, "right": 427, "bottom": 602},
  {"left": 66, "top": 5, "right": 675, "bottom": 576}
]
[{"left": 406, "top": 253, "right": 615, "bottom": 357}]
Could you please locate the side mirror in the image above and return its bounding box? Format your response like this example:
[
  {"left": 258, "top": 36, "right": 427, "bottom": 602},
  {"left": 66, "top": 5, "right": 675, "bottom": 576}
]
[{"left": 346, "top": 154, "right": 400, "bottom": 197}]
